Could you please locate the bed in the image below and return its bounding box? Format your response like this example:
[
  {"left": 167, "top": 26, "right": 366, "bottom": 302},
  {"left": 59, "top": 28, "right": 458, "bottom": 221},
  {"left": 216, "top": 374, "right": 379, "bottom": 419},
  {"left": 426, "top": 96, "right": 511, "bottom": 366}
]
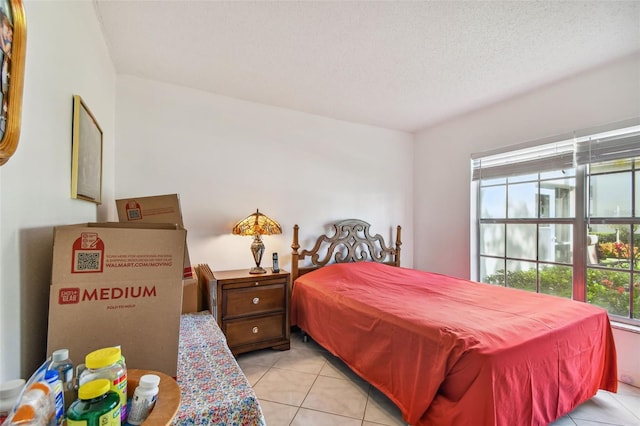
[
  {"left": 289, "top": 219, "right": 618, "bottom": 426},
  {"left": 172, "top": 312, "right": 266, "bottom": 425}
]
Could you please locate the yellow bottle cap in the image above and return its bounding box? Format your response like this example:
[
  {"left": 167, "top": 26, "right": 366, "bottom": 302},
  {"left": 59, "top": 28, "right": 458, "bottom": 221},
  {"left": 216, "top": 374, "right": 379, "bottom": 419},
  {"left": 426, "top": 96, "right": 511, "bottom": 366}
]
[
  {"left": 78, "top": 379, "right": 110, "bottom": 400},
  {"left": 85, "top": 347, "right": 121, "bottom": 369}
]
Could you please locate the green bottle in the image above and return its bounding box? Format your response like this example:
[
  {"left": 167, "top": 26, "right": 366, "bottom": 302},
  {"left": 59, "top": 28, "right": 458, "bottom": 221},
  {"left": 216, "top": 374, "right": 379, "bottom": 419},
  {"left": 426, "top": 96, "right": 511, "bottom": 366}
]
[{"left": 67, "top": 379, "right": 121, "bottom": 426}]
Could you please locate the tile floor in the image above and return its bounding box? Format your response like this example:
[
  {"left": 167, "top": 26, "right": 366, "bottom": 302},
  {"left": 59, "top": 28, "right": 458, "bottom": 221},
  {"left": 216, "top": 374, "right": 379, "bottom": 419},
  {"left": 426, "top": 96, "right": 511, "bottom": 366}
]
[{"left": 236, "top": 331, "right": 640, "bottom": 426}]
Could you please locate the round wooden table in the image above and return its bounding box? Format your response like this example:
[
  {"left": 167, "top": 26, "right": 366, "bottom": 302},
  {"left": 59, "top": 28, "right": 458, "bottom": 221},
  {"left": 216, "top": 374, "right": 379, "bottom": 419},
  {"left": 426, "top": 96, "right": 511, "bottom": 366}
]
[{"left": 126, "top": 369, "right": 181, "bottom": 426}]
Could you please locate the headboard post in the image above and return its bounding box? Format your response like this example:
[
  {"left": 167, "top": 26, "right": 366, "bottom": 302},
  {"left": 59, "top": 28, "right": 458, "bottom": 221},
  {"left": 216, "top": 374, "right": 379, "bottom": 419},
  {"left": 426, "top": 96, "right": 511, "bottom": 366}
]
[
  {"left": 291, "top": 224, "right": 300, "bottom": 283},
  {"left": 395, "top": 225, "right": 402, "bottom": 267}
]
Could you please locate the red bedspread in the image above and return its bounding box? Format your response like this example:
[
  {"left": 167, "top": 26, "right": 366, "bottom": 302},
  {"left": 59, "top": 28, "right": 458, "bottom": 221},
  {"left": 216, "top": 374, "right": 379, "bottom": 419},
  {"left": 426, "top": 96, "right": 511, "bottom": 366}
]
[{"left": 290, "top": 262, "right": 618, "bottom": 426}]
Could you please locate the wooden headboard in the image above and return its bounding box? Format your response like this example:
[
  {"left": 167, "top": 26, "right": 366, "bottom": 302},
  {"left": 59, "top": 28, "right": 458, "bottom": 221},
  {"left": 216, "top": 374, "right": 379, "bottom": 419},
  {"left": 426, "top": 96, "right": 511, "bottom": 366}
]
[{"left": 290, "top": 219, "right": 402, "bottom": 282}]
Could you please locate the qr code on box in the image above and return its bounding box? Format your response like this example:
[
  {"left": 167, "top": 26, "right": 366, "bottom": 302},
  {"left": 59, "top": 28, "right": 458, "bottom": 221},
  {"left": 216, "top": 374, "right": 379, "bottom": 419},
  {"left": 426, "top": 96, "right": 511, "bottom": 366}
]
[
  {"left": 74, "top": 251, "right": 102, "bottom": 272},
  {"left": 127, "top": 208, "right": 142, "bottom": 220}
]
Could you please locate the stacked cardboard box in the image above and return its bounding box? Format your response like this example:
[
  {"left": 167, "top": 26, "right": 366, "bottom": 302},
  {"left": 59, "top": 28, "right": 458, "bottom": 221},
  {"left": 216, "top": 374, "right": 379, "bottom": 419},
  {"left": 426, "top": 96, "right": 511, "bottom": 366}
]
[
  {"left": 115, "top": 194, "right": 192, "bottom": 279},
  {"left": 115, "top": 194, "right": 201, "bottom": 313},
  {"left": 47, "top": 222, "right": 186, "bottom": 376}
]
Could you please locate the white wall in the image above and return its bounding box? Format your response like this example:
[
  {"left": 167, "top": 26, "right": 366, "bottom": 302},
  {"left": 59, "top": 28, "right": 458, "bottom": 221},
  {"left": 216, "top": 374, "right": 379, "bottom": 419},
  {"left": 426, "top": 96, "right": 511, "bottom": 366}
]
[
  {"left": 414, "top": 52, "right": 640, "bottom": 385},
  {"left": 0, "top": 0, "right": 116, "bottom": 380},
  {"left": 1, "top": 0, "right": 636, "bottom": 388},
  {"left": 115, "top": 76, "right": 414, "bottom": 274}
]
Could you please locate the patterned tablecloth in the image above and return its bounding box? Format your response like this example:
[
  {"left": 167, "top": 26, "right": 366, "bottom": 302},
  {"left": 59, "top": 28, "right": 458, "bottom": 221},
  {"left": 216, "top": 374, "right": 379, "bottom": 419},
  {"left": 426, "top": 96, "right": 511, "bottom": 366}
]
[{"left": 172, "top": 312, "right": 266, "bottom": 425}]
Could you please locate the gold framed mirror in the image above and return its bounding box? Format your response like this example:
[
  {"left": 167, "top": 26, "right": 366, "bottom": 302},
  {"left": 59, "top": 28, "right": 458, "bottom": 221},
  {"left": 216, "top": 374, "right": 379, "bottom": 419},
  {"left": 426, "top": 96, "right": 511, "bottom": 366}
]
[{"left": 0, "top": 0, "right": 26, "bottom": 166}]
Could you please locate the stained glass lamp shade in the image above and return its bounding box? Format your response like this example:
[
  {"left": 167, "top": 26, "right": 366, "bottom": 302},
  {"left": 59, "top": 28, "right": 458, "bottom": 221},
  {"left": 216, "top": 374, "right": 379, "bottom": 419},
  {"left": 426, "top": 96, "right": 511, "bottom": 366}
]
[{"left": 232, "top": 209, "right": 282, "bottom": 274}]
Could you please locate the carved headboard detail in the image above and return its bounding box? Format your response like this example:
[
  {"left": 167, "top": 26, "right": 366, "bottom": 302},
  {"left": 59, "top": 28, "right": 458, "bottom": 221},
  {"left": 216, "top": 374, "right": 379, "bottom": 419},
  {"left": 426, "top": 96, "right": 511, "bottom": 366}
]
[{"left": 291, "top": 219, "right": 402, "bottom": 282}]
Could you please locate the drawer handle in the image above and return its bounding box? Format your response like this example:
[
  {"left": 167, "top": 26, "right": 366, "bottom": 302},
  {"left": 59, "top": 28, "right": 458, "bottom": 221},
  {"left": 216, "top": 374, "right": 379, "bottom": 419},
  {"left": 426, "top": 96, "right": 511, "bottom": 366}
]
[
  {"left": 254, "top": 282, "right": 259, "bottom": 286},
  {"left": 252, "top": 297, "right": 260, "bottom": 305},
  {"left": 252, "top": 326, "right": 259, "bottom": 334}
]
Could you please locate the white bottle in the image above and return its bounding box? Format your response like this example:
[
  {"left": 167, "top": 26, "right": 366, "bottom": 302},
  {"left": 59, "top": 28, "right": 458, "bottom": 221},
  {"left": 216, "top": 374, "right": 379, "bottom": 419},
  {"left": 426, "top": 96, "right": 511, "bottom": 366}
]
[{"left": 126, "top": 374, "right": 160, "bottom": 425}]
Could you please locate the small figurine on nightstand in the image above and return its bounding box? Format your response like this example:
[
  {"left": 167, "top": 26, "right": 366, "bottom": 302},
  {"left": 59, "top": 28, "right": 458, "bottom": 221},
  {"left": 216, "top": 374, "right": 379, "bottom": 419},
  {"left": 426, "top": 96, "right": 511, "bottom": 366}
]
[{"left": 272, "top": 253, "right": 280, "bottom": 273}]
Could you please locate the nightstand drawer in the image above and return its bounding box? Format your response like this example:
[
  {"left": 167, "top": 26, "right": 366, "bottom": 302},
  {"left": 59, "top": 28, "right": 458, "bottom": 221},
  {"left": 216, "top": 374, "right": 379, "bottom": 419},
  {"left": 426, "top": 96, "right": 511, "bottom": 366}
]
[
  {"left": 224, "top": 314, "right": 285, "bottom": 347},
  {"left": 212, "top": 268, "right": 290, "bottom": 355},
  {"left": 223, "top": 276, "right": 287, "bottom": 290},
  {"left": 223, "top": 284, "right": 285, "bottom": 319}
]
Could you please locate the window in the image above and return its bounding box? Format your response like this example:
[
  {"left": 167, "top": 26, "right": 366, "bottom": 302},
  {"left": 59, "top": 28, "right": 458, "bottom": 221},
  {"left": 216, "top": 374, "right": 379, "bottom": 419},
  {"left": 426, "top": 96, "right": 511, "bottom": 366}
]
[
  {"left": 584, "top": 157, "right": 640, "bottom": 320},
  {"left": 477, "top": 171, "right": 576, "bottom": 299},
  {"left": 472, "top": 120, "right": 640, "bottom": 326}
]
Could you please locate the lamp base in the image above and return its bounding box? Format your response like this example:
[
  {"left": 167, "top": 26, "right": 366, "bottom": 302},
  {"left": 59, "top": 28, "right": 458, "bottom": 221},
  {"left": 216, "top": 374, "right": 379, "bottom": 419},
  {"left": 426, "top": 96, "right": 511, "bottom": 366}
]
[{"left": 249, "top": 235, "right": 267, "bottom": 274}]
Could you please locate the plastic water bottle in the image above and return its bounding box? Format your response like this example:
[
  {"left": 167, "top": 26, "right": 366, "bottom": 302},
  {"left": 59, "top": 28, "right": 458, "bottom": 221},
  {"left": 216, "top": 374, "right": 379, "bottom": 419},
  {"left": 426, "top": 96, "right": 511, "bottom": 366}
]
[
  {"left": 126, "top": 374, "right": 160, "bottom": 425},
  {"left": 48, "top": 349, "right": 74, "bottom": 411},
  {"left": 44, "top": 371, "right": 64, "bottom": 426}
]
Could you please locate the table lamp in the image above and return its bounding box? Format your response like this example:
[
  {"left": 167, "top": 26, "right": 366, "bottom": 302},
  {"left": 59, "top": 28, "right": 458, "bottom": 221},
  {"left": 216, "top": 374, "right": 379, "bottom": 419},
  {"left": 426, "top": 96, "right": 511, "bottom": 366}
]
[{"left": 232, "top": 209, "right": 282, "bottom": 274}]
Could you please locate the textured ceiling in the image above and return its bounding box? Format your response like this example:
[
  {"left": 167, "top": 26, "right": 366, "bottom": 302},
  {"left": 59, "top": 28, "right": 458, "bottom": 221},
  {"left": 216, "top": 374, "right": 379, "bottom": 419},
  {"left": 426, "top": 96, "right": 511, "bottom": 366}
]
[{"left": 94, "top": 1, "right": 640, "bottom": 133}]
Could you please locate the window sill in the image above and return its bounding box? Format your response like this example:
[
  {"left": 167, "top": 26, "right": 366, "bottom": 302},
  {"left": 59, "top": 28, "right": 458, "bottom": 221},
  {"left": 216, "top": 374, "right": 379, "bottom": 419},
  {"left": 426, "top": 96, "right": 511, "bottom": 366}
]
[{"left": 611, "top": 321, "right": 640, "bottom": 335}]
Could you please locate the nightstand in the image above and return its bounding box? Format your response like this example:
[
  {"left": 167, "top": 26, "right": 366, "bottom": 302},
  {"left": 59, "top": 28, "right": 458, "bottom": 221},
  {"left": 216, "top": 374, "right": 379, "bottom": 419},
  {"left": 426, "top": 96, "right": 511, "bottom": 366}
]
[{"left": 212, "top": 268, "right": 290, "bottom": 355}]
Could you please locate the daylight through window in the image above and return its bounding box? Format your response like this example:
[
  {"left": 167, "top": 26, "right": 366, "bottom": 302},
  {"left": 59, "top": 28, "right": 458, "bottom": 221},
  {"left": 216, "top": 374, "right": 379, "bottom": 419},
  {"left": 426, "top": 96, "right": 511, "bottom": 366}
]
[{"left": 472, "top": 120, "right": 640, "bottom": 325}]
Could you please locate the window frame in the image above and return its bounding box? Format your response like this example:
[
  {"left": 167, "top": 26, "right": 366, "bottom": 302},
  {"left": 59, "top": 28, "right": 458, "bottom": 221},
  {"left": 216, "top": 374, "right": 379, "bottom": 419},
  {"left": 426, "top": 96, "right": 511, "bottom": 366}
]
[
  {"left": 472, "top": 119, "right": 640, "bottom": 326},
  {"left": 476, "top": 173, "right": 577, "bottom": 297}
]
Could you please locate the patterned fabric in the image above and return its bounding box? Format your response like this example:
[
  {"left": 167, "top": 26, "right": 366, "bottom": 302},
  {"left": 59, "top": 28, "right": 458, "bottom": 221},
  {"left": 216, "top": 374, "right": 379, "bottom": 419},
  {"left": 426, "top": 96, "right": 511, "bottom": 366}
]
[{"left": 172, "top": 312, "right": 266, "bottom": 425}]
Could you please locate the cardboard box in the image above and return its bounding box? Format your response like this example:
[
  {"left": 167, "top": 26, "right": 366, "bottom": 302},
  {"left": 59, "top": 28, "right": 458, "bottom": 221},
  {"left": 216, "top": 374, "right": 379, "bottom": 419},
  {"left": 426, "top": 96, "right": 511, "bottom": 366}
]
[
  {"left": 197, "top": 264, "right": 216, "bottom": 318},
  {"left": 47, "top": 222, "right": 186, "bottom": 377},
  {"left": 181, "top": 267, "right": 199, "bottom": 314},
  {"left": 115, "top": 194, "right": 192, "bottom": 279}
]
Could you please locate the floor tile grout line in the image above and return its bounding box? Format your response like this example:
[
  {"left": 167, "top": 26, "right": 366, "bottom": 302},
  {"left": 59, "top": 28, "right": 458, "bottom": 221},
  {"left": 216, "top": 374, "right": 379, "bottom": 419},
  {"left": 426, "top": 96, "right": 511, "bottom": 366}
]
[
  {"left": 563, "top": 415, "right": 578, "bottom": 426},
  {"left": 253, "top": 354, "right": 370, "bottom": 423},
  {"left": 245, "top": 364, "right": 270, "bottom": 389},
  {"left": 609, "top": 391, "right": 640, "bottom": 421},
  {"left": 293, "top": 405, "right": 367, "bottom": 423},
  {"left": 575, "top": 390, "right": 640, "bottom": 424},
  {"left": 249, "top": 362, "right": 306, "bottom": 425},
  {"left": 568, "top": 419, "right": 631, "bottom": 426},
  {"left": 362, "top": 383, "right": 373, "bottom": 425},
  {"left": 297, "top": 360, "right": 323, "bottom": 408},
  {"left": 288, "top": 357, "right": 374, "bottom": 424},
  {"left": 244, "top": 340, "right": 640, "bottom": 426},
  {"left": 281, "top": 343, "right": 306, "bottom": 425}
]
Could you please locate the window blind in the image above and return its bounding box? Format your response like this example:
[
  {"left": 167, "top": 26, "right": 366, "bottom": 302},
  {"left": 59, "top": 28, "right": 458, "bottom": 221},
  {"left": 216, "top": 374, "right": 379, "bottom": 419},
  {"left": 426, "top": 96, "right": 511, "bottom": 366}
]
[
  {"left": 471, "top": 139, "right": 575, "bottom": 181},
  {"left": 472, "top": 121, "right": 640, "bottom": 181},
  {"left": 575, "top": 126, "right": 640, "bottom": 165}
]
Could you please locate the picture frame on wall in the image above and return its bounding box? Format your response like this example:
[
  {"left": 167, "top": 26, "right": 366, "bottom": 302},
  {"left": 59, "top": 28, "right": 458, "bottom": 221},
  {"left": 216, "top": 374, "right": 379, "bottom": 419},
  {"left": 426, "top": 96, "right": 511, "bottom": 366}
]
[
  {"left": 0, "top": 0, "right": 26, "bottom": 166},
  {"left": 71, "top": 95, "right": 103, "bottom": 204}
]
